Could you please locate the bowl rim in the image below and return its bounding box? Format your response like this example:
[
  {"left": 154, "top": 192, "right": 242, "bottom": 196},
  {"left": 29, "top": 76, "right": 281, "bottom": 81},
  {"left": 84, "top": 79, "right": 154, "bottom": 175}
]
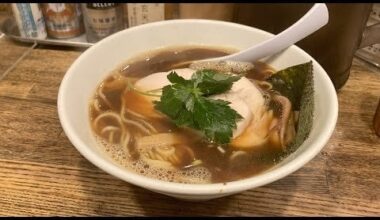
[{"left": 57, "top": 19, "right": 338, "bottom": 196}]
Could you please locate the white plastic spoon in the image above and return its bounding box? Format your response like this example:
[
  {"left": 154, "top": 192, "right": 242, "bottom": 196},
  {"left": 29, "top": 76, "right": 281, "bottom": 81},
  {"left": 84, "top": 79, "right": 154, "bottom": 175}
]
[{"left": 201, "top": 3, "right": 329, "bottom": 63}]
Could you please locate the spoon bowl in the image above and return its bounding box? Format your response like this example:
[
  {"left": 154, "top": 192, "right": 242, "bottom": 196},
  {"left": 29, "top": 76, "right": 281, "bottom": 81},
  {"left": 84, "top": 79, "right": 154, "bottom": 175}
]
[{"left": 198, "top": 3, "right": 329, "bottom": 63}]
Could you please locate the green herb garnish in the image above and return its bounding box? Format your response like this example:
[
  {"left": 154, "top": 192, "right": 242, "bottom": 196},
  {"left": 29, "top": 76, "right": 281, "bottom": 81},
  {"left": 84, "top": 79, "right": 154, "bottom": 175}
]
[{"left": 153, "top": 69, "right": 242, "bottom": 145}]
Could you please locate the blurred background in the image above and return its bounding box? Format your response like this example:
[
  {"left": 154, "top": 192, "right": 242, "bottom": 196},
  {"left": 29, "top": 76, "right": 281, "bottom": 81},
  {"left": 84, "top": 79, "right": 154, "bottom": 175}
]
[{"left": 0, "top": 3, "right": 378, "bottom": 89}]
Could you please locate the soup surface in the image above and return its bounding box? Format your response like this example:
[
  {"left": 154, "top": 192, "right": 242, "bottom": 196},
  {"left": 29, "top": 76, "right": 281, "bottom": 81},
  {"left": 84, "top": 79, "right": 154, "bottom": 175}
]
[{"left": 89, "top": 45, "right": 296, "bottom": 184}]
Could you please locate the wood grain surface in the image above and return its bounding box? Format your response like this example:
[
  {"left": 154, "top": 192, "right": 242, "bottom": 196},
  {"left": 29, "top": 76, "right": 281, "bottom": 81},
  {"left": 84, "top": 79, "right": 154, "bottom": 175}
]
[{"left": 0, "top": 38, "right": 379, "bottom": 216}]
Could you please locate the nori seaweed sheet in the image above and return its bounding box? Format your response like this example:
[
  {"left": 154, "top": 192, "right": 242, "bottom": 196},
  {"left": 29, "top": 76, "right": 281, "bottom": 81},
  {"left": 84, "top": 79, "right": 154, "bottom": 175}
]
[
  {"left": 268, "top": 61, "right": 314, "bottom": 153},
  {"left": 289, "top": 62, "right": 314, "bottom": 152}
]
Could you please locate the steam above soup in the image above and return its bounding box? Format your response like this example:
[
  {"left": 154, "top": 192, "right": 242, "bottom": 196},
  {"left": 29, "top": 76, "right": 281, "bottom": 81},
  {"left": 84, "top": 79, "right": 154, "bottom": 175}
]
[{"left": 89, "top": 45, "right": 314, "bottom": 183}]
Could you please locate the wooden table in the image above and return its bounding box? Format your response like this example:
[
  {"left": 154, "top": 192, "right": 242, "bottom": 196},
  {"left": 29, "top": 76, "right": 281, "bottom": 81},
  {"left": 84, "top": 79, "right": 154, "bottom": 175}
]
[{"left": 0, "top": 36, "right": 379, "bottom": 216}]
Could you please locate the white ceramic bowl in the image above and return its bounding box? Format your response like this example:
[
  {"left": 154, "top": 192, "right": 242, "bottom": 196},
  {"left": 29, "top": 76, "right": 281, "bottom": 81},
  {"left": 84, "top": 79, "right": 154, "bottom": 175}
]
[{"left": 57, "top": 19, "right": 338, "bottom": 201}]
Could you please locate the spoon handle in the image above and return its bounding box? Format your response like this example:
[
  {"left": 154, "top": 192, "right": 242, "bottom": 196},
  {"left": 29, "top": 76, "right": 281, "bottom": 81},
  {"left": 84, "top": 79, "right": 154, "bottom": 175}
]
[{"left": 208, "top": 3, "right": 329, "bottom": 62}]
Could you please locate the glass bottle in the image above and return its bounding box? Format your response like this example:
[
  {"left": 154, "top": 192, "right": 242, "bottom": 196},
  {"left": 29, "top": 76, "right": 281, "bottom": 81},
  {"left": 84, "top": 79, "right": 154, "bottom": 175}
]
[
  {"left": 40, "top": 3, "right": 84, "bottom": 39},
  {"left": 374, "top": 98, "right": 380, "bottom": 137},
  {"left": 81, "top": 3, "right": 124, "bottom": 43},
  {"left": 11, "top": 3, "right": 47, "bottom": 39},
  {"left": 126, "top": 3, "right": 179, "bottom": 27}
]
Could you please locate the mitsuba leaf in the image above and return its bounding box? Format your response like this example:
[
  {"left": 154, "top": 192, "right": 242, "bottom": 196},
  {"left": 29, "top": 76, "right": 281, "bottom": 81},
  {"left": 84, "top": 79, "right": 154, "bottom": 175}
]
[
  {"left": 153, "top": 70, "right": 242, "bottom": 145},
  {"left": 192, "top": 69, "right": 241, "bottom": 96},
  {"left": 167, "top": 71, "right": 190, "bottom": 85},
  {"left": 193, "top": 97, "right": 242, "bottom": 144}
]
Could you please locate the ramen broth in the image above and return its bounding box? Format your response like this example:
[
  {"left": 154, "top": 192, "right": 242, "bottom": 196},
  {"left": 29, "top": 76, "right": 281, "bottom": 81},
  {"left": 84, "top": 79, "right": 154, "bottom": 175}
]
[{"left": 89, "top": 45, "right": 290, "bottom": 184}]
